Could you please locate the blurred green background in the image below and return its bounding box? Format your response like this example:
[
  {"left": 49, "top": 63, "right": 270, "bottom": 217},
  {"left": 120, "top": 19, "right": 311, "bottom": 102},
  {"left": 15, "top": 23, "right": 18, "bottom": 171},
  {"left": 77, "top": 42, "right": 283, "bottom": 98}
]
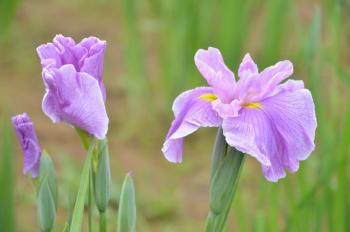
[{"left": 0, "top": 0, "right": 349, "bottom": 231}]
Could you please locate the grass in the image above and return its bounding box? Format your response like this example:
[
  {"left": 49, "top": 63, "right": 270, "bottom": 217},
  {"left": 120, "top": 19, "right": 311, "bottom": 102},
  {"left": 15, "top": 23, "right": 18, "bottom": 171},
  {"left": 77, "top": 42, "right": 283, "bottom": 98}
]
[{"left": 0, "top": 0, "right": 349, "bottom": 231}]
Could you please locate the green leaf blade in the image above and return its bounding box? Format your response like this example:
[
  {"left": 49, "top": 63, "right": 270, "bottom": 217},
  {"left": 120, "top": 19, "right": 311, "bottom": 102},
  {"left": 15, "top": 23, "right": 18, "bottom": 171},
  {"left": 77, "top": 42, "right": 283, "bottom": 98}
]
[{"left": 118, "top": 173, "right": 136, "bottom": 232}]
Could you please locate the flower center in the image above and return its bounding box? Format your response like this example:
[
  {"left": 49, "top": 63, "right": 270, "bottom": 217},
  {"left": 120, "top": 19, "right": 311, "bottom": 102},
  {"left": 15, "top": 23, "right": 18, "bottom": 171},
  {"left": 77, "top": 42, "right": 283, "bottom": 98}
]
[
  {"left": 244, "top": 102, "right": 263, "bottom": 109},
  {"left": 199, "top": 93, "right": 263, "bottom": 110}
]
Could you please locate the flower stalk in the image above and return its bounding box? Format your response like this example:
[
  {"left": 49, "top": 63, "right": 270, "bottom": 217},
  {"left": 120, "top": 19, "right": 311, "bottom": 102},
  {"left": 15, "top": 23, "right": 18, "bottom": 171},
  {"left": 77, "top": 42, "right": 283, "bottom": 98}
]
[
  {"left": 69, "top": 140, "right": 96, "bottom": 232},
  {"left": 88, "top": 171, "right": 93, "bottom": 232},
  {"left": 99, "top": 211, "right": 107, "bottom": 232},
  {"left": 74, "top": 129, "right": 113, "bottom": 232}
]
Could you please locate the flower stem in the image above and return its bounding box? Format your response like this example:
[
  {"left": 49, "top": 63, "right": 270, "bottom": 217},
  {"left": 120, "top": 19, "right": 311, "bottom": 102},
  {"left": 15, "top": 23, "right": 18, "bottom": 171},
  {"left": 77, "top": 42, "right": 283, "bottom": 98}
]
[
  {"left": 99, "top": 211, "right": 106, "bottom": 232},
  {"left": 88, "top": 171, "right": 93, "bottom": 232},
  {"left": 69, "top": 140, "right": 96, "bottom": 232}
]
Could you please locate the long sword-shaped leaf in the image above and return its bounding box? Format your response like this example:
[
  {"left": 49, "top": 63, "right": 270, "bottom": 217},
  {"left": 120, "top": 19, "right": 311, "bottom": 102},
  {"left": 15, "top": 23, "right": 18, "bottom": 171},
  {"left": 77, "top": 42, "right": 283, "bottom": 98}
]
[
  {"left": 205, "top": 128, "right": 245, "bottom": 232},
  {"left": 69, "top": 141, "right": 95, "bottom": 232},
  {"left": 209, "top": 147, "right": 244, "bottom": 215}
]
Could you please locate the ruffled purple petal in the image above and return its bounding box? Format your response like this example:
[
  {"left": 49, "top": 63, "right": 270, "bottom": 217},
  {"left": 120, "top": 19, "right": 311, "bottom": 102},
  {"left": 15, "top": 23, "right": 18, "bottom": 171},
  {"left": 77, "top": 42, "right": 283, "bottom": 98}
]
[
  {"left": 37, "top": 35, "right": 107, "bottom": 99},
  {"left": 223, "top": 87, "right": 316, "bottom": 182},
  {"left": 236, "top": 73, "right": 262, "bottom": 103},
  {"left": 222, "top": 109, "right": 272, "bottom": 167},
  {"left": 271, "top": 79, "right": 304, "bottom": 96},
  {"left": 52, "top": 35, "right": 81, "bottom": 67},
  {"left": 257, "top": 60, "right": 293, "bottom": 100},
  {"left": 11, "top": 113, "right": 41, "bottom": 178},
  {"left": 42, "top": 65, "right": 109, "bottom": 139},
  {"left": 36, "top": 43, "right": 63, "bottom": 69},
  {"left": 212, "top": 99, "right": 242, "bottom": 118},
  {"left": 78, "top": 37, "right": 107, "bottom": 100},
  {"left": 42, "top": 89, "right": 61, "bottom": 123},
  {"left": 162, "top": 87, "right": 222, "bottom": 163},
  {"left": 238, "top": 53, "right": 258, "bottom": 79},
  {"left": 194, "top": 47, "right": 236, "bottom": 103}
]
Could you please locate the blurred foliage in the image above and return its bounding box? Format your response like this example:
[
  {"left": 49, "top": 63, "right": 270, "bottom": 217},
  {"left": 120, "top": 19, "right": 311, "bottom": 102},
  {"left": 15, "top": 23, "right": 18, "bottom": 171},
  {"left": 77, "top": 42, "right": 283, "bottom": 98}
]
[
  {"left": 0, "top": 0, "right": 20, "bottom": 40},
  {"left": 0, "top": 0, "right": 349, "bottom": 231},
  {"left": 0, "top": 118, "right": 15, "bottom": 232}
]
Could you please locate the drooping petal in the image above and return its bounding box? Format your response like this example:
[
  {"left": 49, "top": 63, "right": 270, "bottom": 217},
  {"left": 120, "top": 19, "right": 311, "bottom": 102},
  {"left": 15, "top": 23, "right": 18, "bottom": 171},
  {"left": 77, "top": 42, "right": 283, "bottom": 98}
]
[
  {"left": 238, "top": 53, "right": 258, "bottom": 79},
  {"left": 271, "top": 79, "right": 304, "bottom": 96},
  {"left": 222, "top": 109, "right": 271, "bottom": 167},
  {"left": 42, "top": 90, "right": 61, "bottom": 123},
  {"left": 223, "top": 88, "right": 316, "bottom": 182},
  {"left": 11, "top": 113, "right": 41, "bottom": 178},
  {"left": 42, "top": 65, "right": 109, "bottom": 139},
  {"left": 194, "top": 47, "right": 236, "bottom": 103},
  {"left": 172, "top": 87, "right": 214, "bottom": 116},
  {"left": 162, "top": 87, "right": 222, "bottom": 163}
]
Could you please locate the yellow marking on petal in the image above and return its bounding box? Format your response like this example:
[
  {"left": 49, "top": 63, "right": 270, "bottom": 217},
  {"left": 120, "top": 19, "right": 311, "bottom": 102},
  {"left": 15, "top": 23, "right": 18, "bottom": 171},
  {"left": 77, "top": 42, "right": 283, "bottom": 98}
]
[
  {"left": 244, "top": 102, "right": 263, "bottom": 109},
  {"left": 199, "top": 93, "right": 218, "bottom": 102}
]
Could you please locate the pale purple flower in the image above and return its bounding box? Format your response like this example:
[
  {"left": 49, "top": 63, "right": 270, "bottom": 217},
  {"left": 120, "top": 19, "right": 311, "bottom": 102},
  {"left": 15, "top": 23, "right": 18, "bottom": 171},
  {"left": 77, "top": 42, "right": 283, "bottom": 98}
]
[
  {"left": 162, "top": 47, "right": 317, "bottom": 182},
  {"left": 12, "top": 113, "right": 41, "bottom": 178},
  {"left": 36, "top": 35, "right": 109, "bottom": 139}
]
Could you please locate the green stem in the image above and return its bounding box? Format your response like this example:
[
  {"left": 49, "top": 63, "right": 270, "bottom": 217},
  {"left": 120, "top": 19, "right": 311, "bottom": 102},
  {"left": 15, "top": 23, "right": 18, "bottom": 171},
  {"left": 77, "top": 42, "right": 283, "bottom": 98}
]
[
  {"left": 88, "top": 171, "right": 93, "bottom": 232},
  {"left": 99, "top": 211, "right": 106, "bottom": 232},
  {"left": 69, "top": 140, "right": 96, "bottom": 232}
]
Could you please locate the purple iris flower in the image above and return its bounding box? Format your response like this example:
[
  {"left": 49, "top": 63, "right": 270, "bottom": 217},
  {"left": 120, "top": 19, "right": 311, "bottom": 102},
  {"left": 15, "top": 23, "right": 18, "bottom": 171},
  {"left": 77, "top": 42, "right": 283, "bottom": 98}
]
[
  {"left": 12, "top": 113, "right": 41, "bottom": 178},
  {"left": 162, "top": 47, "right": 317, "bottom": 182},
  {"left": 36, "top": 35, "right": 109, "bottom": 139}
]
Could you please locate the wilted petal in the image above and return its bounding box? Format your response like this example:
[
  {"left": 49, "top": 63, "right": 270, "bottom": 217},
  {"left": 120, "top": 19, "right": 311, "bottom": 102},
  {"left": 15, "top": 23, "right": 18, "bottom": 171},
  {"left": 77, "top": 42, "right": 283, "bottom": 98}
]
[
  {"left": 195, "top": 47, "right": 236, "bottom": 103},
  {"left": 223, "top": 88, "right": 316, "bottom": 182},
  {"left": 42, "top": 65, "right": 109, "bottom": 139},
  {"left": 11, "top": 113, "right": 41, "bottom": 178},
  {"left": 162, "top": 87, "right": 222, "bottom": 163}
]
